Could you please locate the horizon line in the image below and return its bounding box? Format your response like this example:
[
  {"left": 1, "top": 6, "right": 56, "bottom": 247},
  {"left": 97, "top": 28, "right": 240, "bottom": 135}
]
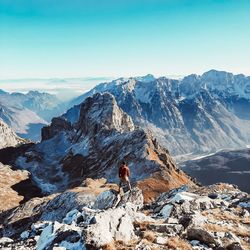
[{"left": 0, "top": 68, "right": 249, "bottom": 81}]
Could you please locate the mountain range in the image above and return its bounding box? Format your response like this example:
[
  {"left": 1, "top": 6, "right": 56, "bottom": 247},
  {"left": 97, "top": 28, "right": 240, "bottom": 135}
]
[
  {"left": 0, "top": 70, "right": 249, "bottom": 249},
  {"left": 0, "top": 90, "right": 65, "bottom": 141},
  {"left": 67, "top": 70, "right": 250, "bottom": 157},
  {"left": 1, "top": 70, "right": 250, "bottom": 157}
]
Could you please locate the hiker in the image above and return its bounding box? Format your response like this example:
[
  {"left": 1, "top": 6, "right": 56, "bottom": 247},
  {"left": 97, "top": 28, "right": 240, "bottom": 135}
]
[{"left": 118, "top": 161, "right": 132, "bottom": 193}]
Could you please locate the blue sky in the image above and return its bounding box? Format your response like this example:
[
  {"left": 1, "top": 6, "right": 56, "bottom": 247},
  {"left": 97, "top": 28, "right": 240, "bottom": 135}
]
[{"left": 1, "top": 0, "right": 250, "bottom": 79}]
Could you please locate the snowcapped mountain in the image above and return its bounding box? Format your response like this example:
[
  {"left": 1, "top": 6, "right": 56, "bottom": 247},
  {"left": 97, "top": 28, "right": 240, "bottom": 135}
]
[
  {"left": 0, "top": 90, "right": 64, "bottom": 121},
  {"left": 3, "top": 93, "right": 190, "bottom": 196},
  {"left": 0, "top": 102, "right": 47, "bottom": 141},
  {"left": 0, "top": 90, "right": 66, "bottom": 141},
  {"left": 69, "top": 70, "right": 250, "bottom": 156},
  {"left": 0, "top": 119, "right": 26, "bottom": 149}
]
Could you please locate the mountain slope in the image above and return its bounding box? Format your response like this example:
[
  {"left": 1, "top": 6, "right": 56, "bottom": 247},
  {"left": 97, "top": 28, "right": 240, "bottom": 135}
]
[
  {"left": 4, "top": 93, "right": 191, "bottom": 199},
  {"left": 0, "top": 162, "right": 30, "bottom": 212},
  {"left": 69, "top": 70, "right": 250, "bottom": 156},
  {"left": 0, "top": 119, "right": 26, "bottom": 149},
  {"left": 0, "top": 90, "right": 67, "bottom": 141},
  {"left": 10, "top": 90, "right": 64, "bottom": 121},
  {"left": 0, "top": 102, "right": 47, "bottom": 141}
]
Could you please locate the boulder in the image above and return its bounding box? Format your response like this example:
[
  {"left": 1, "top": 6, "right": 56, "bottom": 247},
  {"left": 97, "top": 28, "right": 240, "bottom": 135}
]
[
  {"left": 154, "top": 236, "right": 168, "bottom": 245},
  {"left": 84, "top": 207, "right": 134, "bottom": 248},
  {"left": 40, "top": 191, "right": 96, "bottom": 222},
  {"left": 36, "top": 221, "right": 84, "bottom": 250},
  {"left": 62, "top": 209, "right": 82, "bottom": 225},
  {"left": 93, "top": 189, "right": 118, "bottom": 210},
  {"left": 159, "top": 204, "right": 173, "bottom": 219},
  {"left": 187, "top": 227, "right": 217, "bottom": 246},
  {"left": 155, "top": 185, "right": 189, "bottom": 204},
  {"left": 117, "top": 187, "right": 144, "bottom": 210}
]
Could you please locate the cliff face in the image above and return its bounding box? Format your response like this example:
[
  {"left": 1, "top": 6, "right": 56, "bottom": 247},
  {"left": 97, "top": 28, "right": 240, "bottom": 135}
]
[
  {"left": 0, "top": 119, "right": 26, "bottom": 149},
  {"left": 2, "top": 93, "right": 191, "bottom": 199}
]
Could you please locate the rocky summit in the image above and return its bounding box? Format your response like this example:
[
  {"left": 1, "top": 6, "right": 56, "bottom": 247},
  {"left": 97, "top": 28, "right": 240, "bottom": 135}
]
[
  {"left": 1, "top": 92, "right": 191, "bottom": 201},
  {"left": 0, "top": 180, "right": 249, "bottom": 250}
]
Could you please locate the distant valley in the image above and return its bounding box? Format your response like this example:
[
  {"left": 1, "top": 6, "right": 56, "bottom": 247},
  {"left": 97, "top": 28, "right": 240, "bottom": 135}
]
[
  {"left": 0, "top": 90, "right": 66, "bottom": 141},
  {"left": 180, "top": 148, "right": 250, "bottom": 193}
]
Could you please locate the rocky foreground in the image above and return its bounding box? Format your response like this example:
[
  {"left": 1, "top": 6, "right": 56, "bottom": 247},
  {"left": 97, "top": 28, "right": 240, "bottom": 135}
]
[{"left": 0, "top": 180, "right": 249, "bottom": 250}]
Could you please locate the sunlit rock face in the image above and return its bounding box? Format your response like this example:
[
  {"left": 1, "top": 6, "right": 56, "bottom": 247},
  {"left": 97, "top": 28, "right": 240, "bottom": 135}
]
[{"left": 0, "top": 119, "right": 26, "bottom": 149}]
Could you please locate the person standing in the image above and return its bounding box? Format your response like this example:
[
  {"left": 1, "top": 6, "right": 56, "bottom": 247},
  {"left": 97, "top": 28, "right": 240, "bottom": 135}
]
[{"left": 118, "top": 161, "right": 131, "bottom": 193}]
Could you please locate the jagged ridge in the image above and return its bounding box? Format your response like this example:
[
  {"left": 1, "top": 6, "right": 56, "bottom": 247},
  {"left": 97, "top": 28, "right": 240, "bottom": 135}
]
[{"left": 4, "top": 93, "right": 191, "bottom": 201}]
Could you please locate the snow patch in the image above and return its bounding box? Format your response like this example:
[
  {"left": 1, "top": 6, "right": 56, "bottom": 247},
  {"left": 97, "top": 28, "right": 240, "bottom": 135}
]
[
  {"left": 37, "top": 223, "right": 56, "bottom": 250},
  {"left": 59, "top": 240, "right": 86, "bottom": 250},
  {"left": 159, "top": 204, "right": 173, "bottom": 219}
]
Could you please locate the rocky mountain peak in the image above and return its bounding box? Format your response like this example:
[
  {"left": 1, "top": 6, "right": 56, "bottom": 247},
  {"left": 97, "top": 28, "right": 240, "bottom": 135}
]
[
  {"left": 42, "top": 92, "right": 135, "bottom": 141},
  {"left": 4, "top": 92, "right": 191, "bottom": 199},
  {"left": 77, "top": 92, "right": 135, "bottom": 135}
]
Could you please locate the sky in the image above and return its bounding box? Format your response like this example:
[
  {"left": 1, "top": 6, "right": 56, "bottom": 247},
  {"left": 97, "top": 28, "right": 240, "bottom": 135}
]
[{"left": 1, "top": 0, "right": 250, "bottom": 80}]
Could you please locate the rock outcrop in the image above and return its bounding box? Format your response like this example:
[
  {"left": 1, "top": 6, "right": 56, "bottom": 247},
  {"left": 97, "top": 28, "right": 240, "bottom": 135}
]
[
  {"left": 0, "top": 182, "right": 249, "bottom": 250},
  {"left": 0, "top": 119, "right": 26, "bottom": 149},
  {"left": 0, "top": 163, "right": 29, "bottom": 212}
]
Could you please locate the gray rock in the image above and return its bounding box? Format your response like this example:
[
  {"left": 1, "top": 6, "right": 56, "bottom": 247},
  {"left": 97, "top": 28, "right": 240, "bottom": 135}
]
[
  {"left": 0, "top": 237, "right": 13, "bottom": 244},
  {"left": 208, "top": 193, "right": 218, "bottom": 199},
  {"left": 84, "top": 207, "right": 135, "bottom": 248},
  {"left": 166, "top": 218, "right": 179, "bottom": 224},
  {"left": 148, "top": 223, "right": 183, "bottom": 235},
  {"left": 117, "top": 187, "right": 144, "bottom": 210},
  {"left": 93, "top": 189, "right": 118, "bottom": 210},
  {"left": 154, "top": 236, "right": 167, "bottom": 245},
  {"left": 159, "top": 204, "right": 173, "bottom": 219},
  {"left": 155, "top": 185, "right": 189, "bottom": 204},
  {"left": 40, "top": 192, "right": 96, "bottom": 222},
  {"left": 36, "top": 221, "right": 83, "bottom": 250}
]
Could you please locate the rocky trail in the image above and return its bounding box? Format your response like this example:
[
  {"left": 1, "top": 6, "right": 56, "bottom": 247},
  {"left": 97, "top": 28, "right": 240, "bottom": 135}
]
[{"left": 0, "top": 179, "right": 249, "bottom": 250}]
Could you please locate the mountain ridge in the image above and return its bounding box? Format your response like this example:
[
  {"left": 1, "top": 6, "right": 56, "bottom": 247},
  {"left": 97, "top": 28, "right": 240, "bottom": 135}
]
[
  {"left": 68, "top": 70, "right": 250, "bottom": 157},
  {"left": 1, "top": 92, "right": 191, "bottom": 201}
]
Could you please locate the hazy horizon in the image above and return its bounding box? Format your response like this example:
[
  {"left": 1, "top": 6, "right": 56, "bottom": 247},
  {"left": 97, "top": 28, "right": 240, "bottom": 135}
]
[{"left": 0, "top": 69, "right": 249, "bottom": 100}]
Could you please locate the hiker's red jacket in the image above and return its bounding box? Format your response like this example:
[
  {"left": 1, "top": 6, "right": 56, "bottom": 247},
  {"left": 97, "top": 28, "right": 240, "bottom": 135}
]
[{"left": 119, "top": 165, "right": 130, "bottom": 178}]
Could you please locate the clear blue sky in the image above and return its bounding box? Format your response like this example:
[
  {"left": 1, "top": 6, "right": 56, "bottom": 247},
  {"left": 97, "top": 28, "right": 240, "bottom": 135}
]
[{"left": 1, "top": 0, "right": 250, "bottom": 79}]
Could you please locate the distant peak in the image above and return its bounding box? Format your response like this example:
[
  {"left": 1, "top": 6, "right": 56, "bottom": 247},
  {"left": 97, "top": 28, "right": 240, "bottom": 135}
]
[
  {"left": 135, "top": 74, "right": 156, "bottom": 83},
  {"left": 0, "top": 89, "right": 8, "bottom": 95},
  {"left": 182, "top": 73, "right": 200, "bottom": 82},
  {"left": 201, "top": 69, "right": 233, "bottom": 78}
]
